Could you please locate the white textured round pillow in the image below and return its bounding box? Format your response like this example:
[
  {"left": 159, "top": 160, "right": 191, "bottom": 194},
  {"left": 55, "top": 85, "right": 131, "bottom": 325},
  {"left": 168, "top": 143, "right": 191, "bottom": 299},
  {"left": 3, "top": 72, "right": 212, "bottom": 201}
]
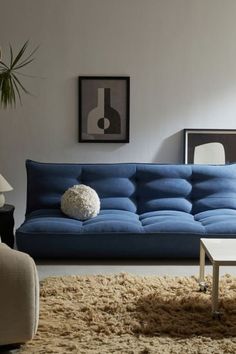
[{"left": 61, "top": 184, "right": 100, "bottom": 220}]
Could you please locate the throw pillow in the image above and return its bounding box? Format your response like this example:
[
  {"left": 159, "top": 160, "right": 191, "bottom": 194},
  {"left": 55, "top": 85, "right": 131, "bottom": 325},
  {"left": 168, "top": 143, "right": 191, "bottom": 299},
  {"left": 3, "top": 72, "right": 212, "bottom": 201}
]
[{"left": 61, "top": 184, "right": 100, "bottom": 220}]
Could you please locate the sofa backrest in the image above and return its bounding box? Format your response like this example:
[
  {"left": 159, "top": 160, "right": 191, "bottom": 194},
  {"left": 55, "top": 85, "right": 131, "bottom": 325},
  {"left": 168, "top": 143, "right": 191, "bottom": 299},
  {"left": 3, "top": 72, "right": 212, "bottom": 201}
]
[
  {"left": 25, "top": 160, "right": 236, "bottom": 216},
  {"left": 136, "top": 164, "right": 192, "bottom": 214},
  {"left": 26, "top": 160, "right": 137, "bottom": 215},
  {"left": 192, "top": 164, "right": 236, "bottom": 214}
]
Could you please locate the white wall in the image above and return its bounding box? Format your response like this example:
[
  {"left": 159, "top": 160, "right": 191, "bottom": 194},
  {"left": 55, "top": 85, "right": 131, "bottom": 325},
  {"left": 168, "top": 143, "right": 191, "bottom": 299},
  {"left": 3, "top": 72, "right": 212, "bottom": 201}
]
[{"left": 1, "top": 0, "right": 236, "bottom": 226}]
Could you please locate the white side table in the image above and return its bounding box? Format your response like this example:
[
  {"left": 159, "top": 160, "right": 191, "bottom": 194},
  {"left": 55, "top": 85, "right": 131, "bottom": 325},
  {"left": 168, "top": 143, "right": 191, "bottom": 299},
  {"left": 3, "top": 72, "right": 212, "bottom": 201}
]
[{"left": 199, "top": 238, "right": 236, "bottom": 318}]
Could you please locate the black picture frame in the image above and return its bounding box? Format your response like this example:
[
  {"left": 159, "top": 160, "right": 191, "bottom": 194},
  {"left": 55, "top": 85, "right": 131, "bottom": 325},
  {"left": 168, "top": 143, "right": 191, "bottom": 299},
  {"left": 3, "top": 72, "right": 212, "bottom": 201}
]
[
  {"left": 184, "top": 129, "right": 236, "bottom": 164},
  {"left": 78, "top": 76, "right": 130, "bottom": 143}
]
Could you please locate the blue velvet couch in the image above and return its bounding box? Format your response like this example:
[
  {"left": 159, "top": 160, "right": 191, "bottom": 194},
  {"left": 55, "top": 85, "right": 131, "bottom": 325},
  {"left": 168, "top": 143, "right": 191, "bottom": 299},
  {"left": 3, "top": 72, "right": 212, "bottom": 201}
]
[{"left": 16, "top": 160, "right": 236, "bottom": 259}]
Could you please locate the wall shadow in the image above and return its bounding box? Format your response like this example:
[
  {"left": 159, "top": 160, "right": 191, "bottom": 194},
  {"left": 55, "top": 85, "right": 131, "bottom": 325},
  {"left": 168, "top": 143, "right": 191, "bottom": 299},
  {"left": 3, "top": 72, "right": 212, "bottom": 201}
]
[{"left": 153, "top": 130, "right": 184, "bottom": 163}]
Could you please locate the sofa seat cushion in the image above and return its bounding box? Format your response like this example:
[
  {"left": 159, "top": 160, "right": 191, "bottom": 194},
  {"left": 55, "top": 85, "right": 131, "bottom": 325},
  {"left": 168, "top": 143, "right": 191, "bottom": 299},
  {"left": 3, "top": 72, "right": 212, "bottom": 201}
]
[
  {"left": 23, "top": 209, "right": 83, "bottom": 233},
  {"left": 194, "top": 209, "right": 236, "bottom": 235},
  {"left": 140, "top": 210, "right": 205, "bottom": 234},
  {"left": 20, "top": 208, "right": 236, "bottom": 237},
  {"left": 17, "top": 209, "right": 205, "bottom": 259},
  {"left": 20, "top": 209, "right": 143, "bottom": 234}
]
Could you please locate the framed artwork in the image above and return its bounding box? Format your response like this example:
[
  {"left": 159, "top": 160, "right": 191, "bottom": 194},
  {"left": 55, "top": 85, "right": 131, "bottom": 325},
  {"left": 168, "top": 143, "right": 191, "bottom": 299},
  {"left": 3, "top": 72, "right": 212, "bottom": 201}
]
[
  {"left": 184, "top": 129, "right": 236, "bottom": 164},
  {"left": 78, "top": 76, "right": 130, "bottom": 143}
]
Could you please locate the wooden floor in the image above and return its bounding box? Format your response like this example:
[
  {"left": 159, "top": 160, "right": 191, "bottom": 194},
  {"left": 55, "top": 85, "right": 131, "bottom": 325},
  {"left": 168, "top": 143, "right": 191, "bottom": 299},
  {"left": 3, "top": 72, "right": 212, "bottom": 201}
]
[{"left": 36, "top": 259, "right": 236, "bottom": 280}]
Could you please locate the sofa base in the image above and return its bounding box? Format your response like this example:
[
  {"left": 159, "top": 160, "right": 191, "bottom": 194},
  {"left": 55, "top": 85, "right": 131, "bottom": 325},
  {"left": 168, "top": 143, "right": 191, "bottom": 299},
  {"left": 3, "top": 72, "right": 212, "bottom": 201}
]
[{"left": 16, "top": 232, "right": 235, "bottom": 259}]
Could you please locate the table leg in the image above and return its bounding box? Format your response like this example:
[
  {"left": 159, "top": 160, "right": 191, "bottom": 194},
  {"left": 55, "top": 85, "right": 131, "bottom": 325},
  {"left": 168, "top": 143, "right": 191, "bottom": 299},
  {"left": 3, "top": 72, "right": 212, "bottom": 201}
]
[
  {"left": 199, "top": 241, "right": 208, "bottom": 292},
  {"left": 199, "top": 241, "right": 205, "bottom": 283},
  {"left": 212, "top": 262, "right": 220, "bottom": 315}
]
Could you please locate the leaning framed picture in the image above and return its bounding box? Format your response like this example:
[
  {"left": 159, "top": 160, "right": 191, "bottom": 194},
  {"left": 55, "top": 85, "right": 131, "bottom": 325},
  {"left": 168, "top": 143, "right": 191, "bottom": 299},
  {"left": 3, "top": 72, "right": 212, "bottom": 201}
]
[
  {"left": 78, "top": 76, "right": 130, "bottom": 143},
  {"left": 184, "top": 129, "right": 236, "bottom": 164}
]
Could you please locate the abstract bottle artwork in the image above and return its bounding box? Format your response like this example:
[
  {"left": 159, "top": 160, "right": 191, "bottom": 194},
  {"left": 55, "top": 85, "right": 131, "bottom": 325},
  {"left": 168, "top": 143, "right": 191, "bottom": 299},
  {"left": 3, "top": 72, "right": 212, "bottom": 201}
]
[
  {"left": 87, "top": 88, "right": 121, "bottom": 135},
  {"left": 79, "top": 76, "right": 129, "bottom": 142}
]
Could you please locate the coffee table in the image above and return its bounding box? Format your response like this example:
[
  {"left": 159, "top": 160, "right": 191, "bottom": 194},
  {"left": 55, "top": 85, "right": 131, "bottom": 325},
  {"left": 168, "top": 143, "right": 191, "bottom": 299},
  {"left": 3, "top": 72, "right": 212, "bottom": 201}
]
[{"left": 199, "top": 238, "right": 236, "bottom": 318}]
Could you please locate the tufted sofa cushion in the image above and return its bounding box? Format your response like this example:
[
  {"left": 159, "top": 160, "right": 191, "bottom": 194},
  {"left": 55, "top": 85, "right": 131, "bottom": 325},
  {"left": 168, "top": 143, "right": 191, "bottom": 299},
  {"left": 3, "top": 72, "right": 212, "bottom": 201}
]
[
  {"left": 194, "top": 209, "right": 236, "bottom": 234},
  {"left": 140, "top": 210, "right": 204, "bottom": 234},
  {"left": 192, "top": 164, "right": 236, "bottom": 214},
  {"left": 136, "top": 165, "right": 192, "bottom": 214}
]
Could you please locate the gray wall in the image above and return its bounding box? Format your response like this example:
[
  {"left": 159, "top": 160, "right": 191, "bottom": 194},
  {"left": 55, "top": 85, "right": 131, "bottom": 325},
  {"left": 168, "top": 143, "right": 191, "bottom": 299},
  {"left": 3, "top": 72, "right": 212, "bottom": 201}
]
[{"left": 1, "top": 0, "right": 236, "bottom": 226}]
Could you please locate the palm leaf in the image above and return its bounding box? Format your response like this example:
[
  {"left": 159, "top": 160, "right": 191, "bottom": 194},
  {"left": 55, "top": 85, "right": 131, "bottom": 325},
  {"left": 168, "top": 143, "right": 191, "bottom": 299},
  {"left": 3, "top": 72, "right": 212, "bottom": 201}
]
[
  {"left": 10, "top": 45, "right": 13, "bottom": 67},
  {"left": 12, "top": 76, "right": 22, "bottom": 104},
  {"left": 15, "top": 71, "right": 39, "bottom": 78},
  {"left": 11, "top": 41, "right": 29, "bottom": 68},
  {"left": 0, "top": 73, "right": 11, "bottom": 108},
  {"left": 14, "top": 58, "right": 35, "bottom": 70},
  {"left": 0, "top": 60, "right": 9, "bottom": 69},
  {"left": 12, "top": 73, "right": 31, "bottom": 95},
  {"left": 14, "top": 45, "right": 39, "bottom": 70},
  {"left": 9, "top": 77, "right": 16, "bottom": 107}
]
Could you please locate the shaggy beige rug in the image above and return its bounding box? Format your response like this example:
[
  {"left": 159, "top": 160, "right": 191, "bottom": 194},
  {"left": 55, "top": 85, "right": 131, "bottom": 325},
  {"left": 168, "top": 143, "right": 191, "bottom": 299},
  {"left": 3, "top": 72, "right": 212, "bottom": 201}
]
[{"left": 20, "top": 273, "right": 236, "bottom": 354}]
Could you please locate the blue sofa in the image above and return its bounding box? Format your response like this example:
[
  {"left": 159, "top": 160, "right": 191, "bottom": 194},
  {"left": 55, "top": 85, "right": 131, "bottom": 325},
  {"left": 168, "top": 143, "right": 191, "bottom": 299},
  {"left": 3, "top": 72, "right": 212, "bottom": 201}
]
[{"left": 16, "top": 160, "right": 236, "bottom": 259}]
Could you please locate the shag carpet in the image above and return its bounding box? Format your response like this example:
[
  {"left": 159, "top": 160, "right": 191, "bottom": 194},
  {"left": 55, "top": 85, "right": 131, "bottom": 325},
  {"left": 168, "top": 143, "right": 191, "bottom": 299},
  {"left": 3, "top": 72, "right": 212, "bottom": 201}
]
[{"left": 20, "top": 273, "right": 236, "bottom": 353}]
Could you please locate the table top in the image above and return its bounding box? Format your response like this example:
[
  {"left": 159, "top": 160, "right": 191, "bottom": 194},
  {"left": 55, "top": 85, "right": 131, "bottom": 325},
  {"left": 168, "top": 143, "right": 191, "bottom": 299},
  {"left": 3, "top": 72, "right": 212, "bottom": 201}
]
[
  {"left": 201, "top": 238, "right": 236, "bottom": 264},
  {"left": 0, "top": 204, "right": 14, "bottom": 213}
]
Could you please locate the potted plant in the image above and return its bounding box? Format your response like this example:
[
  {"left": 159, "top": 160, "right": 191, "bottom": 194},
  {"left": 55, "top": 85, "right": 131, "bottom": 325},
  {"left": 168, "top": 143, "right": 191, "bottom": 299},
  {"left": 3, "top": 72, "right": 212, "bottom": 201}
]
[{"left": 0, "top": 41, "right": 38, "bottom": 108}]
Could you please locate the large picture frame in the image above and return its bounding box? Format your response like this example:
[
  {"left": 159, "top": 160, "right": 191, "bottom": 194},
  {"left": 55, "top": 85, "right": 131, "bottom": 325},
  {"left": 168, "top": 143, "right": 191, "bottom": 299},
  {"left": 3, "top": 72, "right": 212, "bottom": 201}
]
[
  {"left": 184, "top": 129, "right": 236, "bottom": 164},
  {"left": 78, "top": 76, "right": 130, "bottom": 143}
]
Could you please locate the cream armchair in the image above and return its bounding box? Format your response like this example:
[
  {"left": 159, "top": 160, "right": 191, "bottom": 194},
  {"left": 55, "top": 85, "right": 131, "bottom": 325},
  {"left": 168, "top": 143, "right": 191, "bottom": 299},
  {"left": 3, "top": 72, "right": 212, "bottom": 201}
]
[{"left": 0, "top": 243, "right": 39, "bottom": 346}]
